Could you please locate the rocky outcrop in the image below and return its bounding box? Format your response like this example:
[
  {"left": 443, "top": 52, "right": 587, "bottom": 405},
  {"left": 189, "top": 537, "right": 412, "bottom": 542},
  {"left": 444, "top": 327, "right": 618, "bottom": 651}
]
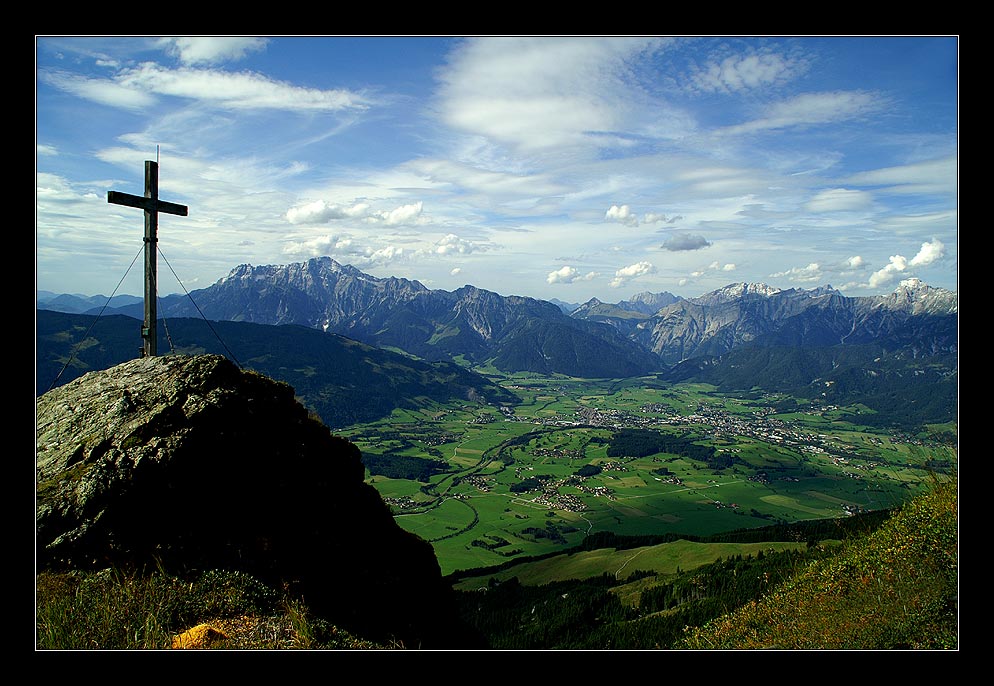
[{"left": 36, "top": 353, "right": 473, "bottom": 648}]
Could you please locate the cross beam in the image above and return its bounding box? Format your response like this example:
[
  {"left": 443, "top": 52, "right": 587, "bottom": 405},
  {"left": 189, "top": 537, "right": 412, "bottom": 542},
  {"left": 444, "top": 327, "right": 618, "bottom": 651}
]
[{"left": 108, "top": 160, "right": 188, "bottom": 357}]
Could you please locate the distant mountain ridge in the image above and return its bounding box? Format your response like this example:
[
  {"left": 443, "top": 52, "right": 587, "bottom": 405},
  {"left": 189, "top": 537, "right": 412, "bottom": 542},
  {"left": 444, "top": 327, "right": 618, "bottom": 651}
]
[
  {"left": 37, "top": 291, "right": 143, "bottom": 314},
  {"left": 44, "top": 257, "right": 956, "bottom": 373},
  {"left": 575, "top": 278, "right": 957, "bottom": 364},
  {"left": 83, "top": 257, "right": 662, "bottom": 378}
]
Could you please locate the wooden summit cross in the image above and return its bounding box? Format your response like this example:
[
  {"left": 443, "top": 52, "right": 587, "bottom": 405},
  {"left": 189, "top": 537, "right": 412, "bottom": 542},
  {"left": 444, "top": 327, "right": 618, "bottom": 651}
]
[{"left": 107, "top": 160, "right": 188, "bottom": 358}]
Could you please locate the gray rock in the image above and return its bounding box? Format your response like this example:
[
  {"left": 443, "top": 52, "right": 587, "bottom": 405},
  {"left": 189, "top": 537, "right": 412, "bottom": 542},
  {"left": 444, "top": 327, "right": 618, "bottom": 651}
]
[{"left": 36, "top": 353, "right": 468, "bottom": 647}]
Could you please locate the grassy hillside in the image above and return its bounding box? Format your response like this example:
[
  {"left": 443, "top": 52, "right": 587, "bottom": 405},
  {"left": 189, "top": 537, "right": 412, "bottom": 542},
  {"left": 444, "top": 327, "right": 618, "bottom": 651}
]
[
  {"left": 676, "top": 475, "right": 957, "bottom": 649},
  {"left": 451, "top": 475, "right": 956, "bottom": 649},
  {"left": 36, "top": 476, "right": 955, "bottom": 649}
]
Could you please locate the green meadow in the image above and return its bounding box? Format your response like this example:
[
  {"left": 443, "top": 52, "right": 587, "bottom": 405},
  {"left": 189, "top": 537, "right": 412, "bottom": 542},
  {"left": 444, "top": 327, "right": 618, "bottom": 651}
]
[{"left": 338, "top": 373, "right": 955, "bottom": 577}]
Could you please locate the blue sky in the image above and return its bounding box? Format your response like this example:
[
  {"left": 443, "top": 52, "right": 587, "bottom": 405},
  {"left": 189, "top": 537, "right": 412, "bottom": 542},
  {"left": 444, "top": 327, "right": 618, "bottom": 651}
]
[{"left": 35, "top": 36, "right": 958, "bottom": 303}]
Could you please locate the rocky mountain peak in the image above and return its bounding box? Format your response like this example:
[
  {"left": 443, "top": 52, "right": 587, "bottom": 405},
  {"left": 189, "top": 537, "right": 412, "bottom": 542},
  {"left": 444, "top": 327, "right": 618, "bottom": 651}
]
[
  {"left": 691, "top": 282, "right": 783, "bottom": 306},
  {"left": 36, "top": 353, "right": 466, "bottom": 647},
  {"left": 876, "top": 278, "right": 958, "bottom": 315}
]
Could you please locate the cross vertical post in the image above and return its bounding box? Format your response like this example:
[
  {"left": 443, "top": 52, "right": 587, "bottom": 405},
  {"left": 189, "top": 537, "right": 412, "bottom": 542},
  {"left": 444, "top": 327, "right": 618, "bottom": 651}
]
[{"left": 108, "top": 160, "right": 189, "bottom": 357}]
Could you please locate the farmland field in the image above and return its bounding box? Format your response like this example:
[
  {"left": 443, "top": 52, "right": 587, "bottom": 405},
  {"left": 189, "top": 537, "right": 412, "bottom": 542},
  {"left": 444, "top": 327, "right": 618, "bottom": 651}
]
[{"left": 338, "top": 373, "right": 956, "bottom": 577}]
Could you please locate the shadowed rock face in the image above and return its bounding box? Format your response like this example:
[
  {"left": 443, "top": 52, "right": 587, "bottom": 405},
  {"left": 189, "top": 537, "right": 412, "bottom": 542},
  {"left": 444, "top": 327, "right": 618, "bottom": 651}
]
[{"left": 36, "top": 353, "right": 471, "bottom": 648}]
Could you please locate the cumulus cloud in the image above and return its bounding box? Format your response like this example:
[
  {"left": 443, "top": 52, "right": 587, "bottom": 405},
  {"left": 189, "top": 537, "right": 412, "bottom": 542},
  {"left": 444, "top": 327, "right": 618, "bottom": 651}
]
[
  {"left": 805, "top": 188, "right": 874, "bottom": 212},
  {"left": 287, "top": 200, "right": 424, "bottom": 227},
  {"left": 282, "top": 234, "right": 354, "bottom": 257},
  {"left": 846, "top": 255, "right": 865, "bottom": 270},
  {"left": 435, "top": 233, "right": 485, "bottom": 255},
  {"left": 770, "top": 263, "right": 823, "bottom": 283},
  {"left": 368, "top": 245, "right": 405, "bottom": 262},
  {"left": 286, "top": 200, "right": 370, "bottom": 224},
  {"left": 609, "top": 261, "right": 655, "bottom": 288},
  {"left": 605, "top": 204, "right": 639, "bottom": 226},
  {"left": 281, "top": 233, "right": 405, "bottom": 266},
  {"left": 687, "top": 261, "right": 735, "bottom": 280},
  {"left": 867, "top": 238, "right": 945, "bottom": 287},
  {"left": 371, "top": 201, "right": 423, "bottom": 226},
  {"left": 157, "top": 37, "right": 268, "bottom": 65},
  {"left": 547, "top": 265, "right": 599, "bottom": 284},
  {"left": 661, "top": 234, "right": 711, "bottom": 251},
  {"left": 606, "top": 205, "right": 682, "bottom": 227},
  {"left": 910, "top": 238, "right": 945, "bottom": 266},
  {"left": 450, "top": 267, "right": 462, "bottom": 276},
  {"left": 868, "top": 255, "right": 909, "bottom": 288},
  {"left": 643, "top": 212, "right": 680, "bottom": 225}
]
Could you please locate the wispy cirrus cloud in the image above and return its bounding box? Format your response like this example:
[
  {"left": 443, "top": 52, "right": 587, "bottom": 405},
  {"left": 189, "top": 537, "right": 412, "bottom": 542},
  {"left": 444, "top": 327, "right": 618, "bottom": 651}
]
[
  {"left": 436, "top": 36, "right": 672, "bottom": 153},
  {"left": 41, "top": 63, "right": 372, "bottom": 113},
  {"left": 720, "top": 90, "right": 887, "bottom": 136}
]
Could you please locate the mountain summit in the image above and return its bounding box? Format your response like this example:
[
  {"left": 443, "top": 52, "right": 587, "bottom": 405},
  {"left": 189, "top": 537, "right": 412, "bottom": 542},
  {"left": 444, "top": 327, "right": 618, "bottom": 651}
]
[{"left": 110, "top": 257, "right": 662, "bottom": 377}]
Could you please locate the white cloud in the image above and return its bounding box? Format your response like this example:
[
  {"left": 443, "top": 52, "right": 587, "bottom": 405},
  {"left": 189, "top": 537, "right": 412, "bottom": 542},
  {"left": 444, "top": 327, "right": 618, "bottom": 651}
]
[
  {"left": 368, "top": 245, "right": 405, "bottom": 262},
  {"left": 450, "top": 267, "right": 462, "bottom": 276},
  {"left": 119, "top": 64, "right": 371, "bottom": 112},
  {"left": 435, "top": 233, "right": 483, "bottom": 255},
  {"left": 44, "top": 63, "right": 372, "bottom": 114},
  {"left": 437, "top": 36, "right": 667, "bottom": 152},
  {"left": 605, "top": 204, "right": 639, "bottom": 226},
  {"left": 547, "top": 265, "right": 599, "bottom": 284},
  {"left": 157, "top": 37, "right": 269, "bottom": 65},
  {"left": 869, "top": 255, "right": 909, "bottom": 288},
  {"left": 846, "top": 156, "right": 957, "bottom": 196},
  {"left": 846, "top": 256, "right": 865, "bottom": 270},
  {"left": 910, "top": 238, "right": 945, "bottom": 266},
  {"left": 867, "top": 238, "right": 945, "bottom": 288},
  {"left": 372, "top": 201, "right": 424, "bottom": 226},
  {"left": 691, "top": 51, "right": 805, "bottom": 93},
  {"left": 770, "top": 263, "right": 823, "bottom": 283},
  {"left": 281, "top": 234, "right": 354, "bottom": 257},
  {"left": 548, "top": 266, "right": 578, "bottom": 284},
  {"left": 281, "top": 234, "right": 405, "bottom": 266},
  {"left": 722, "top": 90, "right": 885, "bottom": 136},
  {"left": 286, "top": 200, "right": 424, "bottom": 227},
  {"left": 39, "top": 70, "right": 156, "bottom": 111},
  {"left": 643, "top": 212, "right": 679, "bottom": 224},
  {"left": 609, "top": 261, "right": 655, "bottom": 288},
  {"left": 285, "top": 200, "right": 370, "bottom": 224},
  {"left": 805, "top": 188, "right": 873, "bottom": 212}
]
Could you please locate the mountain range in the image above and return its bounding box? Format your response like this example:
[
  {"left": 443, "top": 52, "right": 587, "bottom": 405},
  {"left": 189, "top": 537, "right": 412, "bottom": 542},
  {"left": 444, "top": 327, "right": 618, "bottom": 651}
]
[{"left": 46, "top": 256, "right": 956, "bottom": 372}]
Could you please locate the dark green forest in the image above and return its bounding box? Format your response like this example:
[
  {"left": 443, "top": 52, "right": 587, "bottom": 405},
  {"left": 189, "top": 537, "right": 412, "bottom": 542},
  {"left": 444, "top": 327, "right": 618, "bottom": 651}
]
[
  {"left": 660, "top": 343, "right": 957, "bottom": 432},
  {"left": 36, "top": 310, "right": 518, "bottom": 428}
]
